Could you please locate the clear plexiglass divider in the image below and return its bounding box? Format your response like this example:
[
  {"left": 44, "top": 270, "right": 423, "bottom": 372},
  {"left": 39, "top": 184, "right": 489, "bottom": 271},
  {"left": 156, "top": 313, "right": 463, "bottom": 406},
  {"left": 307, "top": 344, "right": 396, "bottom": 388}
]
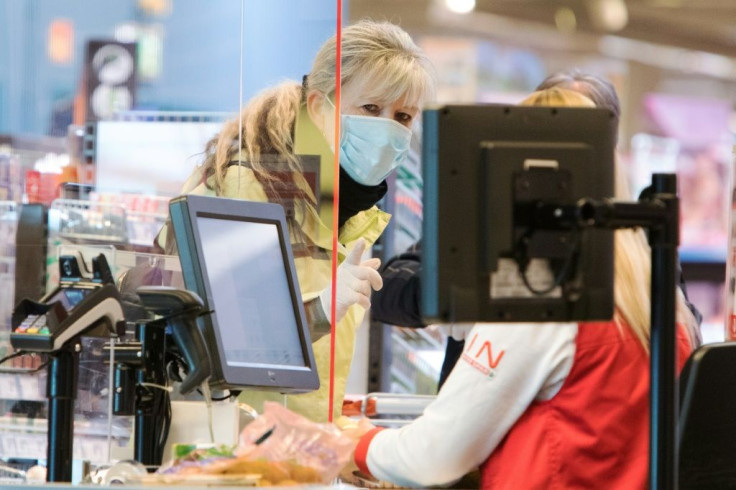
[
  {"left": 48, "top": 199, "right": 128, "bottom": 244},
  {"left": 91, "top": 192, "right": 170, "bottom": 248}
]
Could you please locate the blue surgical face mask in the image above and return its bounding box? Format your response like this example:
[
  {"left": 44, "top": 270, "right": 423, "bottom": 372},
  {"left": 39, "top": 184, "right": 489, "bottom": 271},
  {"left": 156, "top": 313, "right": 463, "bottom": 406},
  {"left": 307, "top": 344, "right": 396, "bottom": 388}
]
[
  {"left": 339, "top": 115, "right": 412, "bottom": 186},
  {"left": 324, "top": 97, "right": 413, "bottom": 186}
]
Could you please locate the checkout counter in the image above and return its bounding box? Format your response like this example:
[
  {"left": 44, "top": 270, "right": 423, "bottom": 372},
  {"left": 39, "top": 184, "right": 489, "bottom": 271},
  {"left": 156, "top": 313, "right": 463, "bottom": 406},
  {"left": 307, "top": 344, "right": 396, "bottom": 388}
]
[{"left": 0, "top": 194, "right": 397, "bottom": 487}]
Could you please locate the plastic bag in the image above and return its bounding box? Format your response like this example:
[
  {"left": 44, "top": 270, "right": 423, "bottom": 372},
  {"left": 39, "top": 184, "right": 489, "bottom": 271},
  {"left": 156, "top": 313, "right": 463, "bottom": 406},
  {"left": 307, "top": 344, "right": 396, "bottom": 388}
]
[{"left": 233, "top": 401, "right": 355, "bottom": 483}]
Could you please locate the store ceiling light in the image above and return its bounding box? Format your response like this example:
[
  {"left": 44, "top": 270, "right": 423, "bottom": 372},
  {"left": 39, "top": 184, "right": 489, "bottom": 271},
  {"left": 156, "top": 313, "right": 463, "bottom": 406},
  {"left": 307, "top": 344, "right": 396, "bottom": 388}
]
[
  {"left": 554, "top": 7, "right": 577, "bottom": 33},
  {"left": 48, "top": 19, "right": 74, "bottom": 64},
  {"left": 588, "top": 0, "right": 629, "bottom": 32},
  {"left": 444, "top": 0, "right": 476, "bottom": 14}
]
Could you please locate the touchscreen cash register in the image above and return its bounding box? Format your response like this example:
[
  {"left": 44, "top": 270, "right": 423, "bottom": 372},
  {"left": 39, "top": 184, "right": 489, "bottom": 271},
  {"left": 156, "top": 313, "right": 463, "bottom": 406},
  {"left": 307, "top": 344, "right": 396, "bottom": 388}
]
[{"left": 169, "top": 194, "right": 319, "bottom": 393}]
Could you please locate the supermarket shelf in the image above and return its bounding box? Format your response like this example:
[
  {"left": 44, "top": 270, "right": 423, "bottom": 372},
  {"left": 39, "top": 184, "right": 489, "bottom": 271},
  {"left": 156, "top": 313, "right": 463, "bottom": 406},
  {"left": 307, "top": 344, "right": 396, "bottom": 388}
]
[
  {"left": 0, "top": 372, "right": 45, "bottom": 402},
  {"left": 0, "top": 415, "right": 132, "bottom": 462}
]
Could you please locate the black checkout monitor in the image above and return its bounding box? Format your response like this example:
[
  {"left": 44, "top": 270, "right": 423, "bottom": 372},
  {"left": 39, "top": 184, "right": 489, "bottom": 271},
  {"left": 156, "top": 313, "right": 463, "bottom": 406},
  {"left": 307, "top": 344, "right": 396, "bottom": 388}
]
[{"left": 169, "top": 194, "right": 319, "bottom": 394}]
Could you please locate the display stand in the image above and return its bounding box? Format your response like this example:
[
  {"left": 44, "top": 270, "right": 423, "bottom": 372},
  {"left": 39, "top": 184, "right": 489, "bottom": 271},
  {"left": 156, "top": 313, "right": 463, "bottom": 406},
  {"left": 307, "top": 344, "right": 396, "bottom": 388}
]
[
  {"left": 111, "top": 321, "right": 168, "bottom": 467},
  {"left": 11, "top": 272, "right": 126, "bottom": 483},
  {"left": 576, "top": 173, "right": 679, "bottom": 489},
  {"left": 528, "top": 172, "right": 678, "bottom": 488},
  {"left": 46, "top": 347, "right": 78, "bottom": 482},
  {"left": 110, "top": 285, "right": 211, "bottom": 468},
  {"left": 37, "top": 294, "right": 125, "bottom": 483},
  {"left": 132, "top": 322, "right": 168, "bottom": 468}
]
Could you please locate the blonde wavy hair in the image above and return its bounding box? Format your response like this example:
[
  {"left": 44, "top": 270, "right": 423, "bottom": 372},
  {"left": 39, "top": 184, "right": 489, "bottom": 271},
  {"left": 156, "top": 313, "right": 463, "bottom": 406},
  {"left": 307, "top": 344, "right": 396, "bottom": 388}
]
[
  {"left": 200, "top": 20, "right": 436, "bottom": 200},
  {"left": 520, "top": 87, "right": 699, "bottom": 351}
]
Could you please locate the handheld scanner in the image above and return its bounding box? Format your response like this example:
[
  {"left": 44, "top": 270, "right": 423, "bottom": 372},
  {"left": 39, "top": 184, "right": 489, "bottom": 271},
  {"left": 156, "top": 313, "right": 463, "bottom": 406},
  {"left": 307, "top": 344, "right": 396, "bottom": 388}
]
[
  {"left": 11, "top": 284, "right": 124, "bottom": 352},
  {"left": 135, "top": 286, "right": 212, "bottom": 395}
]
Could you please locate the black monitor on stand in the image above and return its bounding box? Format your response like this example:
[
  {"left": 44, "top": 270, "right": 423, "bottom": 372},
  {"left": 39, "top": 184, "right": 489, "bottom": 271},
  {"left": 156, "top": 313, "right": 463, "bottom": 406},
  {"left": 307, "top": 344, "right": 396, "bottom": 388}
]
[
  {"left": 168, "top": 194, "right": 319, "bottom": 394},
  {"left": 421, "top": 105, "right": 616, "bottom": 323},
  {"left": 110, "top": 195, "right": 320, "bottom": 469},
  {"left": 421, "top": 104, "right": 679, "bottom": 489}
]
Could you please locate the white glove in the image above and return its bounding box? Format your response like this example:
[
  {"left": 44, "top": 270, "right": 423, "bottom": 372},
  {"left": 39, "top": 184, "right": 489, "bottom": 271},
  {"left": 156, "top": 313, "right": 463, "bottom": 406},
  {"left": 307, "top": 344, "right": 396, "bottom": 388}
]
[{"left": 319, "top": 238, "right": 383, "bottom": 323}]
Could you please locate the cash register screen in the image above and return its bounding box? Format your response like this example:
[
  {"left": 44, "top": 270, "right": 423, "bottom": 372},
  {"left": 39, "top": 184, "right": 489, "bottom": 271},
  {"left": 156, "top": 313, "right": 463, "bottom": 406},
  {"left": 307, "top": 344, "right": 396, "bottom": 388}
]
[
  {"left": 197, "top": 217, "right": 305, "bottom": 367},
  {"left": 49, "top": 288, "right": 90, "bottom": 311},
  {"left": 170, "top": 194, "right": 319, "bottom": 393}
]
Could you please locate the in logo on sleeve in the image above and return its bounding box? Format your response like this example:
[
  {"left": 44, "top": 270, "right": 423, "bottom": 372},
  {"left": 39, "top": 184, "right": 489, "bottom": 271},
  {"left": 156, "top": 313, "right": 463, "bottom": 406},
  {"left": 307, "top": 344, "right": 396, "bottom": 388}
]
[{"left": 462, "top": 332, "right": 505, "bottom": 378}]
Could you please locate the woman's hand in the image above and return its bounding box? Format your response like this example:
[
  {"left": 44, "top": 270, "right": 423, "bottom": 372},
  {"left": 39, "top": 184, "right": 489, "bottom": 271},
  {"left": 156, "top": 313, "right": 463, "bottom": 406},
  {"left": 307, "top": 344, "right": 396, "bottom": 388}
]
[
  {"left": 319, "top": 238, "right": 382, "bottom": 323},
  {"left": 335, "top": 416, "right": 377, "bottom": 484},
  {"left": 336, "top": 415, "right": 376, "bottom": 439}
]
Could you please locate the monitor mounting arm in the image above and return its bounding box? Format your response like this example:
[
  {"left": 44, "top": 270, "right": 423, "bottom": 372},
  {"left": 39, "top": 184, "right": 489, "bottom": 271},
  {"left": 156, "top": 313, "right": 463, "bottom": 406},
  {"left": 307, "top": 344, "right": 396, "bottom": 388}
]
[{"left": 524, "top": 173, "right": 679, "bottom": 490}]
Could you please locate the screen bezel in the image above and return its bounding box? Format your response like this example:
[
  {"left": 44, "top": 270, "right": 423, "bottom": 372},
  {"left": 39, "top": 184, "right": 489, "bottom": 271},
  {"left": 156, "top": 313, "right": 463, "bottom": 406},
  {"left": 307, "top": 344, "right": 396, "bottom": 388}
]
[
  {"left": 169, "top": 194, "right": 319, "bottom": 393},
  {"left": 421, "top": 104, "right": 616, "bottom": 323},
  {"left": 44, "top": 287, "right": 93, "bottom": 313}
]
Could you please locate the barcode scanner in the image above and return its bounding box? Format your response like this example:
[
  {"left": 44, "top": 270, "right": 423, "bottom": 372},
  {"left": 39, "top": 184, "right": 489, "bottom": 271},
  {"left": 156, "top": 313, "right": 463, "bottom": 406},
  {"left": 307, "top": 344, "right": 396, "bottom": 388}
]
[{"left": 135, "top": 286, "right": 212, "bottom": 395}]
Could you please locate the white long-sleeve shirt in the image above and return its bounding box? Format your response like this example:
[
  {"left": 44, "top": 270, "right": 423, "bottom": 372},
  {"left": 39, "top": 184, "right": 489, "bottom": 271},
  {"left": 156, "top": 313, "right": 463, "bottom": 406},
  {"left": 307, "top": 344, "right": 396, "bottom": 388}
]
[{"left": 362, "top": 322, "right": 578, "bottom": 487}]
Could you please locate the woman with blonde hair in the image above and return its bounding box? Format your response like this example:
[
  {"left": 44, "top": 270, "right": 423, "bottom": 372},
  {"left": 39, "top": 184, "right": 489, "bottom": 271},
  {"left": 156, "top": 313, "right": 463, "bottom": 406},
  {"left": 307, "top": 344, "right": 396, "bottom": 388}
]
[
  {"left": 156, "top": 19, "right": 436, "bottom": 422},
  {"left": 345, "top": 87, "right": 698, "bottom": 488}
]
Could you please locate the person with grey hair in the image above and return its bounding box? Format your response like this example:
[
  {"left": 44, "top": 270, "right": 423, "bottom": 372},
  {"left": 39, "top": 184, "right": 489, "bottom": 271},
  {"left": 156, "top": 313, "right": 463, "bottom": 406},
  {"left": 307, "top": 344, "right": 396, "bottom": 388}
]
[{"left": 535, "top": 69, "right": 621, "bottom": 125}]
